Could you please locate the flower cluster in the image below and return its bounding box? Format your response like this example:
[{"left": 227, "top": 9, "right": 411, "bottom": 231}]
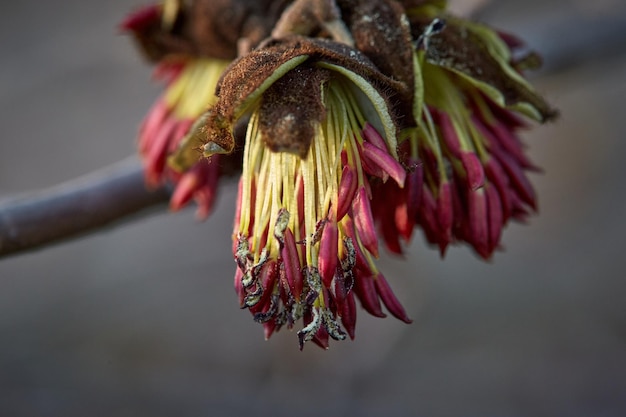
[{"left": 124, "top": 0, "right": 556, "bottom": 349}]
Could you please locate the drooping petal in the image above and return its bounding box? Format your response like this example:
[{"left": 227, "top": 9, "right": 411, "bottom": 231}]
[
  {"left": 318, "top": 221, "right": 339, "bottom": 288},
  {"left": 374, "top": 273, "right": 412, "bottom": 323},
  {"left": 353, "top": 186, "right": 379, "bottom": 258}
]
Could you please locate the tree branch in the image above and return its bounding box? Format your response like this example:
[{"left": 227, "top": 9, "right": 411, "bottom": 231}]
[{"left": 0, "top": 158, "right": 170, "bottom": 259}]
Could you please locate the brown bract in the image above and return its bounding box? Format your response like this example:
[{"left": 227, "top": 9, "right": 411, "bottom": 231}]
[
  {"left": 204, "top": 35, "right": 406, "bottom": 157},
  {"left": 412, "top": 16, "right": 558, "bottom": 122},
  {"left": 190, "top": 0, "right": 292, "bottom": 58},
  {"left": 259, "top": 66, "right": 330, "bottom": 157},
  {"left": 272, "top": 0, "right": 346, "bottom": 40},
  {"left": 126, "top": 0, "right": 292, "bottom": 61},
  {"left": 123, "top": 5, "right": 196, "bottom": 61},
  {"left": 273, "top": 0, "right": 418, "bottom": 128},
  {"left": 337, "top": 0, "right": 416, "bottom": 119}
]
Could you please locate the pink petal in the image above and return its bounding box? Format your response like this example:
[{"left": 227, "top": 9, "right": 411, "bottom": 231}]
[
  {"left": 493, "top": 149, "right": 537, "bottom": 211},
  {"left": 417, "top": 186, "right": 443, "bottom": 248},
  {"left": 258, "top": 261, "right": 278, "bottom": 308},
  {"left": 437, "top": 110, "right": 462, "bottom": 158},
  {"left": 360, "top": 146, "right": 387, "bottom": 181},
  {"left": 376, "top": 183, "right": 404, "bottom": 255},
  {"left": 374, "top": 273, "right": 412, "bottom": 323},
  {"left": 234, "top": 268, "right": 245, "bottom": 307},
  {"left": 263, "top": 321, "right": 277, "bottom": 340},
  {"left": 170, "top": 119, "right": 194, "bottom": 150},
  {"left": 144, "top": 116, "right": 177, "bottom": 187},
  {"left": 169, "top": 170, "right": 199, "bottom": 212},
  {"left": 280, "top": 227, "right": 303, "bottom": 301},
  {"left": 469, "top": 188, "right": 489, "bottom": 259},
  {"left": 496, "top": 30, "right": 526, "bottom": 50},
  {"left": 352, "top": 187, "right": 379, "bottom": 258},
  {"left": 354, "top": 273, "right": 386, "bottom": 318},
  {"left": 333, "top": 269, "right": 348, "bottom": 308},
  {"left": 393, "top": 182, "right": 413, "bottom": 243},
  {"left": 343, "top": 217, "right": 373, "bottom": 274},
  {"left": 336, "top": 166, "right": 357, "bottom": 221},
  {"left": 362, "top": 142, "right": 406, "bottom": 187},
  {"left": 484, "top": 158, "right": 513, "bottom": 221},
  {"left": 138, "top": 100, "right": 168, "bottom": 155},
  {"left": 196, "top": 157, "right": 221, "bottom": 218},
  {"left": 461, "top": 152, "right": 485, "bottom": 191},
  {"left": 296, "top": 176, "right": 305, "bottom": 235},
  {"left": 313, "top": 325, "right": 330, "bottom": 350},
  {"left": 489, "top": 119, "right": 538, "bottom": 170},
  {"left": 119, "top": 4, "right": 160, "bottom": 32},
  {"left": 419, "top": 146, "right": 440, "bottom": 184},
  {"left": 318, "top": 221, "right": 339, "bottom": 288},
  {"left": 450, "top": 179, "right": 471, "bottom": 243},
  {"left": 362, "top": 122, "right": 388, "bottom": 150},
  {"left": 406, "top": 161, "right": 424, "bottom": 220},
  {"left": 473, "top": 113, "right": 537, "bottom": 170},
  {"left": 152, "top": 61, "right": 185, "bottom": 83},
  {"left": 341, "top": 291, "right": 357, "bottom": 340}
]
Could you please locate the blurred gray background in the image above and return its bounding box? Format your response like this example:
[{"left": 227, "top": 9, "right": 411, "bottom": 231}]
[{"left": 1, "top": 1, "right": 625, "bottom": 416}]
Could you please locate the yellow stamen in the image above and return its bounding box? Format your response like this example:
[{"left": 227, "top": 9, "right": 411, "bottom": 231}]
[
  {"left": 235, "top": 67, "right": 402, "bottom": 314},
  {"left": 164, "top": 59, "right": 230, "bottom": 120}
]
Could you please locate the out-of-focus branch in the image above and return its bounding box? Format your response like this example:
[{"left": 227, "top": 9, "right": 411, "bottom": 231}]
[{"left": 0, "top": 158, "right": 170, "bottom": 259}]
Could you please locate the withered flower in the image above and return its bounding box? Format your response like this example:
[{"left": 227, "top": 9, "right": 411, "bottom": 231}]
[{"left": 125, "top": 0, "right": 556, "bottom": 348}]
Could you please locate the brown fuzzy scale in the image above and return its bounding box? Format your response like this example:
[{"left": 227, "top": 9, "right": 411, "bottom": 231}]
[
  {"left": 207, "top": 35, "right": 406, "bottom": 156},
  {"left": 190, "top": 0, "right": 293, "bottom": 58},
  {"left": 411, "top": 16, "right": 558, "bottom": 122},
  {"left": 272, "top": 0, "right": 345, "bottom": 39},
  {"left": 127, "top": 0, "right": 293, "bottom": 61},
  {"left": 125, "top": 6, "right": 196, "bottom": 62},
  {"left": 259, "top": 66, "right": 330, "bottom": 158},
  {"left": 337, "top": 0, "right": 416, "bottom": 123}
]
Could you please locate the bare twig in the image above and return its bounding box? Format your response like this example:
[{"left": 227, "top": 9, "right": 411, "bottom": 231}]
[{"left": 0, "top": 158, "right": 170, "bottom": 259}]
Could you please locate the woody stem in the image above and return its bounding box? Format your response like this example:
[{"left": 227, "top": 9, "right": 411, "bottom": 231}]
[{"left": 0, "top": 158, "right": 170, "bottom": 259}]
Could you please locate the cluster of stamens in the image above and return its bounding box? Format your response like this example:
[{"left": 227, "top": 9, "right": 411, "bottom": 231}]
[{"left": 231, "top": 77, "right": 410, "bottom": 348}]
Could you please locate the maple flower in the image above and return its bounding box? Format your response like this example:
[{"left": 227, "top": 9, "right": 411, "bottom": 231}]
[
  {"left": 372, "top": 2, "right": 558, "bottom": 259},
  {"left": 121, "top": 3, "right": 230, "bottom": 218},
  {"left": 191, "top": 37, "right": 412, "bottom": 348},
  {"left": 122, "top": 0, "right": 288, "bottom": 217},
  {"left": 124, "top": 0, "right": 556, "bottom": 348}
]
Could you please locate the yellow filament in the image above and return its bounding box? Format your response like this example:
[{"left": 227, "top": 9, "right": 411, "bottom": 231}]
[
  {"left": 164, "top": 59, "right": 230, "bottom": 119},
  {"left": 238, "top": 73, "right": 400, "bottom": 272}
]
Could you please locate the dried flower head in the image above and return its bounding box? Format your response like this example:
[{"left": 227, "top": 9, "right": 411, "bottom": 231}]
[{"left": 124, "top": 0, "right": 557, "bottom": 349}]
